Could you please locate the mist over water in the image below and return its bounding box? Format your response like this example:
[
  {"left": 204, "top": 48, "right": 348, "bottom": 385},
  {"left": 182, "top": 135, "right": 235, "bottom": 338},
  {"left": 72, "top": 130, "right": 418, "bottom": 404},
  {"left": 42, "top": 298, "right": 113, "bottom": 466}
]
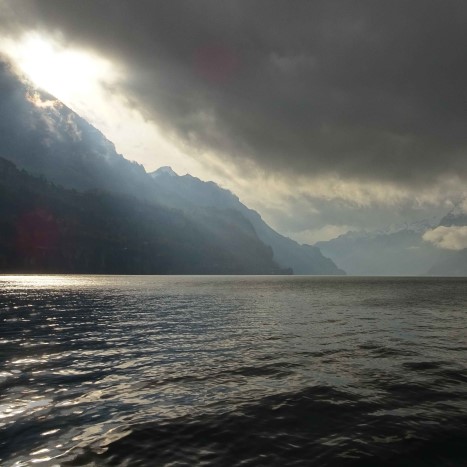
[{"left": 1, "top": 275, "right": 467, "bottom": 466}]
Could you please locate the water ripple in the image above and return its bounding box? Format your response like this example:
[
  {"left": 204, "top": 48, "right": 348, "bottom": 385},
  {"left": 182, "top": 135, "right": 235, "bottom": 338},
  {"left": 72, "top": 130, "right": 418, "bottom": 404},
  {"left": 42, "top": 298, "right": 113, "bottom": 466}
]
[{"left": 1, "top": 275, "right": 467, "bottom": 466}]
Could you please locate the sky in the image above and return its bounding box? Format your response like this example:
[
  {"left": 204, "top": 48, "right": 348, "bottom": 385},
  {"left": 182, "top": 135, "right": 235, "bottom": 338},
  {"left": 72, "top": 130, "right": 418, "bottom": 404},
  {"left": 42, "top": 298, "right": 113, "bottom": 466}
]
[{"left": 1, "top": 0, "right": 467, "bottom": 244}]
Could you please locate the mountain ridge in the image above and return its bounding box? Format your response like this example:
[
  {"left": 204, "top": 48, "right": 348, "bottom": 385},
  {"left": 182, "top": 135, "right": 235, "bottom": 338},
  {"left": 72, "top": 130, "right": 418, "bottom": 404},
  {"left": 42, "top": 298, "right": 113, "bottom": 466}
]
[
  {"left": 0, "top": 155, "right": 290, "bottom": 274},
  {"left": 0, "top": 59, "right": 343, "bottom": 275},
  {"left": 148, "top": 167, "right": 344, "bottom": 275}
]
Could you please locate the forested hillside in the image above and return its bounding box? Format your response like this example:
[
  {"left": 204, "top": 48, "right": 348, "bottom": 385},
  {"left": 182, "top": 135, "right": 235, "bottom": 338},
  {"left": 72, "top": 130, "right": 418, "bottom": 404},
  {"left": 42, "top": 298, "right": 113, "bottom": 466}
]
[{"left": 0, "top": 157, "right": 285, "bottom": 274}]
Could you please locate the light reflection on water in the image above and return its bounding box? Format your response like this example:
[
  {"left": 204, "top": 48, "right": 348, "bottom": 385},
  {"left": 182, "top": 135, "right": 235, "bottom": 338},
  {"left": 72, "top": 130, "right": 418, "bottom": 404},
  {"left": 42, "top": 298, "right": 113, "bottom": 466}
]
[
  {"left": 0, "top": 274, "right": 95, "bottom": 289},
  {"left": 1, "top": 275, "right": 467, "bottom": 466}
]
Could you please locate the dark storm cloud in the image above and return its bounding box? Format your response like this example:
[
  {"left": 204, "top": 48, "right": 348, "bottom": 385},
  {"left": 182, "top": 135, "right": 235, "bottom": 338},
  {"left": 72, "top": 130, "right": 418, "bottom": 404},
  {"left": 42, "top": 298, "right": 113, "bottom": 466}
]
[{"left": 5, "top": 0, "right": 467, "bottom": 186}]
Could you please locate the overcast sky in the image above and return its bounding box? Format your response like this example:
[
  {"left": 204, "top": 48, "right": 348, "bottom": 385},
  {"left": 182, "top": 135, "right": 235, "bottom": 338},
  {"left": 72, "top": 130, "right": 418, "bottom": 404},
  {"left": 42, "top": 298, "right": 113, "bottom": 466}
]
[{"left": 1, "top": 0, "right": 466, "bottom": 242}]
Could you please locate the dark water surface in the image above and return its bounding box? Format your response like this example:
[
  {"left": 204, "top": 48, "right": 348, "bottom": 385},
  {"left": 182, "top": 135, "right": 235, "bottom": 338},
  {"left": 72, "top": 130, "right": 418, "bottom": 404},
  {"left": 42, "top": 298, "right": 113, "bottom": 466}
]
[{"left": 1, "top": 275, "right": 467, "bottom": 466}]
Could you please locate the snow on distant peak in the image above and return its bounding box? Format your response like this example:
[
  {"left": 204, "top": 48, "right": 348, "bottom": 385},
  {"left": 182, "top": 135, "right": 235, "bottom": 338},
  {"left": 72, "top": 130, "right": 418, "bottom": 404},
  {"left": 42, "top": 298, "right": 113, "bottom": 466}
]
[
  {"left": 331, "top": 216, "right": 441, "bottom": 242},
  {"left": 371, "top": 216, "right": 440, "bottom": 236},
  {"left": 150, "top": 166, "right": 178, "bottom": 177}
]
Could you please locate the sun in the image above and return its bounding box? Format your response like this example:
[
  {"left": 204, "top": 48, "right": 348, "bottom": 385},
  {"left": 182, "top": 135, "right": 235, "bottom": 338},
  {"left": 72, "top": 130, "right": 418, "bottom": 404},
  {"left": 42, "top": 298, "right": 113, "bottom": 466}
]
[
  {"left": 0, "top": 31, "right": 199, "bottom": 177},
  {"left": 1, "top": 33, "right": 119, "bottom": 105}
]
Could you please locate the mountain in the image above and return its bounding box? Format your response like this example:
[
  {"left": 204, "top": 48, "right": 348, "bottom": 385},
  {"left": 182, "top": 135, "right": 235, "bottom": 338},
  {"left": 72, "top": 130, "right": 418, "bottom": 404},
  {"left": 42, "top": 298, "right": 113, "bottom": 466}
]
[
  {"left": 316, "top": 226, "right": 444, "bottom": 276},
  {"left": 148, "top": 168, "right": 344, "bottom": 275},
  {"left": 0, "top": 59, "right": 341, "bottom": 274},
  {"left": 438, "top": 202, "right": 467, "bottom": 227},
  {"left": 426, "top": 250, "right": 467, "bottom": 276},
  {"left": 0, "top": 60, "right": 154, "bottom": 199},
  {"left": 0, "top": 156, "right": 286, "bottom": 274},
  {"left": 425, "top": 202, "right": 467, "bottom": 276},
  {"left": 316, "top": 206, "right": 467, "bottom": 276}
]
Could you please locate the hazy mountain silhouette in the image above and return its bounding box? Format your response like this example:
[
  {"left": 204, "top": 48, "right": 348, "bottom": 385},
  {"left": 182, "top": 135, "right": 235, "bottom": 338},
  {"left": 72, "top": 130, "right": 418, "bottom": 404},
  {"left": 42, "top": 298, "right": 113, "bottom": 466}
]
[
  {"left": 0, "top": 59, "right": 342, "bottom": 274},
  {"left": 0, "top": 156, "right": 290, "bottom": 274},
  {"left": 425, "top": 204, "right": 467, "bottom": 276},
  {"left": 149, "top": 168, "right": 344, "bottom": 275},
  {"left": 316, "top": 227, "right": 443, "bottom": 276},
  {"left": 317, "top": 209, "right": 467, "bottom": 276}
]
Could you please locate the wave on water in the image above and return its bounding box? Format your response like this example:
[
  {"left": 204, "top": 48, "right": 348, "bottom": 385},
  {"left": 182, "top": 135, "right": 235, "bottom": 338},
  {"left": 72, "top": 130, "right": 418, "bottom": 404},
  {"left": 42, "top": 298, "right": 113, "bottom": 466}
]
[{"left": 1, "top": 275, "right": 467, "bottom": 466}]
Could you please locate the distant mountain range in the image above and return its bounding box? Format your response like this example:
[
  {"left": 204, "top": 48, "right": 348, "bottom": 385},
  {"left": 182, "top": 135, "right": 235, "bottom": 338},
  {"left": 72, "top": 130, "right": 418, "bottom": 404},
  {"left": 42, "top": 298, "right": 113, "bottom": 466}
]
[
  {"left": 3, "top": 58, "right": 464, "bottom": 276},
  {"left": 424, "top": 207, "right": 467, "bottom": 276},
  {"left": 0, "top": 60, "right": 343, "bottom": 275},
  {"left": 317, "top": 211, "right": 467, "bottom": 276},
  {"left": 316, "top": 227, "right": 441, "bottom": 276}
]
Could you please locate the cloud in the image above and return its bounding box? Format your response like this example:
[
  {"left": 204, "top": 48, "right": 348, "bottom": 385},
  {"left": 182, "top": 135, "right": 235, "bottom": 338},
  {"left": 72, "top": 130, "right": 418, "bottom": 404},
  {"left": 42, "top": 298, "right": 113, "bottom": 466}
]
[
  {"left": 2, "top": 0, "right": 467, "bottom": 190},
  {"left": 423, "top": 226, "right": 467, "bottom": 250},
  {"left": 4, "top": 1, "right": 467, "bottom": 240}
]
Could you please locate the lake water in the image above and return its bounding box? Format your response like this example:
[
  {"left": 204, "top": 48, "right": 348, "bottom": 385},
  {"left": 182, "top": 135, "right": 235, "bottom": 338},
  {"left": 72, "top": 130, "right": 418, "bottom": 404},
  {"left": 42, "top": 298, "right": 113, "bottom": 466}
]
[{"left": 1, "top": 275, "right": 467, "bottom": 466}]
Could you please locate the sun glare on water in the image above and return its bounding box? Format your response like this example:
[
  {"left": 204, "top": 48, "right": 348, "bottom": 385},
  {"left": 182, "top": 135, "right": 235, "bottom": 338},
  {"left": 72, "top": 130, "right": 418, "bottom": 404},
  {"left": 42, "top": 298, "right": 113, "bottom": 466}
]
[
  {"left": 1, "top": 33, "right": 119, "bottom": 105},
  {"left": 1, "top": 275, "right": 104, "bottom": 290}
]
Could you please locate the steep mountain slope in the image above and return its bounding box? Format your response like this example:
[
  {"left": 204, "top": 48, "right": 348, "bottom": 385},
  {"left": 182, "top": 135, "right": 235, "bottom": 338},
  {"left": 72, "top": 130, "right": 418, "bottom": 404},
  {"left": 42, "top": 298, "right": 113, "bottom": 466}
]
[
  {"left": 0, "top": 157, "right": 283, "bottom": 274},
  {"left": 149, "top": 168, "right": 344, "bottom": 274},
  {"left": 0, "top": 60, "right": 342, "bottom": 275},
  {"left": 0, "top": 61, "right": 154, "bottom": 199}
]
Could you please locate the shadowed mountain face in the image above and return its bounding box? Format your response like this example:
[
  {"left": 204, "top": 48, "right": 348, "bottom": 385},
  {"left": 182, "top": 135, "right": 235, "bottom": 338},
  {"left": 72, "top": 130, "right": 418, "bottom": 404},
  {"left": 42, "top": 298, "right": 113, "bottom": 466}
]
[
  {"left": 0, "top": 61, "right": 153, "bottom": 198},
  {"left": 149, "top": 168, "right": 344, "bottom": 275},
  {"left": 0, "top": 60, "right": 342, "bottom": 274},
  {"left": 0, "top": 156, "right": 286, "bottom": 274}
]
